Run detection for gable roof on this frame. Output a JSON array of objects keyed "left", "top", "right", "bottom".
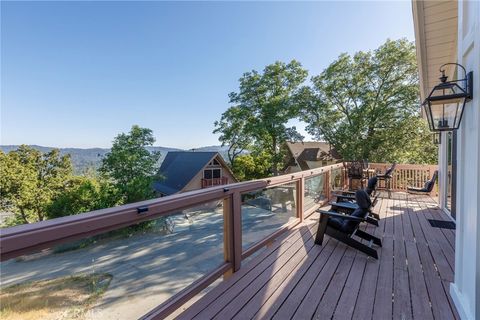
[
  {"left": 284, "top": 141, "right": 341, "bottom": 172},
  {"left": 286, "top": 141, "right": 340, "bottom": 160},
  {"left": 153, "top": 151, "right": 218, "bottom": 196}
]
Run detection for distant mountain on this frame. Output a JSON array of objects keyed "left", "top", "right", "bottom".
[
  {"left": 1, "top": 145, "right": 229, "bottom": 174},
  {"left": 186, "top": 145, "right": 230, "bottom": 158}
]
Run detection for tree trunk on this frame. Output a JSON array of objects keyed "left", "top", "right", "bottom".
[
  {"left": 19, "top": 208, "right": 29, "bottom": 224},
  {"left": 272, "top": 136, "right": 278, "bottom": 176}
]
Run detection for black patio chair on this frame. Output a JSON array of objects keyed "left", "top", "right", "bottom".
[
  {"left": 407, "top": 171, "right": 438, "bottom": 194},
  {"left": 376, "top": 162, "right": 396, "bottom": 198},
  {"left": 333, "top": 176, "right": 378, "bottom": 200},
  {"left": 363, "top": 159, "right": 369, "bottom": 170},
  {"left": 314, "top": 190, "right": 382, "bottom": 259},
  {"left": 329, "top": 195, "right": 380, "bottom": 225},
  {"left": 330, "top": 177, "right": 380, "bottom": 223}
]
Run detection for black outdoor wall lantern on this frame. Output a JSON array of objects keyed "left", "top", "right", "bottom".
[
  {"left": 423, "top": 63, "right": 473, "bottom": 132},
  {"left": 433, "top": 132, "right": 441, "bottom": 145}
]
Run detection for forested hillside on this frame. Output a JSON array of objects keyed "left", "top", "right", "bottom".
[{"left": 1, "top": 145, "right": 229, "bottom": 174}]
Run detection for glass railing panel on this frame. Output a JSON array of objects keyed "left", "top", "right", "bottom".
[
  {"left": 330, "top": 167, "right": 344, "bottom": 191},
  {"left": 0, "top": 199, "right": 226, "bottom": 320},
  {"left": 241, "top": 182, "right": 297, "bottom": 250},
  {"left": 304, "top": 174, "right": 325, "bottom": 211}
]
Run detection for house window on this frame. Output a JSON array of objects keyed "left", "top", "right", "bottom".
[
  {"left": 208, "top": 159, "right": 220, "bottom": 166},
  {"left": 204, "top": 168, "right": 221, "bottom": 179}
]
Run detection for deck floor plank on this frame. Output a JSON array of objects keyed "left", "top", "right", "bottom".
[
  {"left": 177, "top": 221, "right": 317, "bottom": 319},
  {"left": 415, "top": 200, "right": 454, "bottom": 281},
  {"left": 291, "top": 244, "right": 347, "bottom": 320},
  {"left": 331, "top": 252, "right": 368, "bottom": 320},
  {"left": 351, "top": 191, "right": 388, "bottom": 320},
  {"left": 185, "top": 222, "right": 318, "bottom": 320},
  {"left": 179, "top": 194, "right": 458, "bottom": 320},
  {"left": 312, "top": 247, "right": 356, "bottom": 319},
  {"left": 196, "top": 224, "right": 318, "bottom": 319},
  {"left": 404, "top": 198, "right": 435, "bottom": 320},
  {"left": 271, "top": 238, "right": 339, "bottom": 320},
  {"left": 372, "top": 198, "right": 394, "bottom": 320},
  {"left": 392, "top": 198, "right": 413, "bottom": 320},
  {"left": 231, "top": 236, "right": 324, "bottom": 320}
]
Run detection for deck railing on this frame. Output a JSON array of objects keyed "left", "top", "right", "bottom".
[
  {"left": 0, "top": 162, "right": 436, "bottom": 319},
  {"left": 201, "top": 176, "right": 229, "bottom": 188},
  {"left": 368, "top": 163, "right": 438, "bottom": 194}
]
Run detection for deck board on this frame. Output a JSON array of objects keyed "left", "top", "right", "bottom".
[{"left": 179, "top": 193, "right": 458, "bottom": 320}]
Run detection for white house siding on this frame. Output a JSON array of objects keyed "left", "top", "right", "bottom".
[{"left": 449, "top": 1, "right": 480, "bottom": 319}]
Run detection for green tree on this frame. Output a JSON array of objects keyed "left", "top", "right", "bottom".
[
  {"left": 47, "top": 175, "right": 119, "bottom": 219},
  {"left": 100, "top": 125, "right": 161, "bottom": 203},
  {"left": 231, "top": 152, "right": 272, "bottom": 181},
  {"left": 215, "top": 60, "right": 308, "bottom": 176},
  {"left": 299, "top": 39, "right": 436, "bottom": 164},
  {"left": 0, "top": 145, "right": 73, "bottom": 224},
  {"left": 213, "top": 106, "right": 251, "bottom": 164}
]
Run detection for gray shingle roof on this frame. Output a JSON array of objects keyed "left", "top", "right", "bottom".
[{"left": 153, "top": 152, "right": 218, "bottom": 196}]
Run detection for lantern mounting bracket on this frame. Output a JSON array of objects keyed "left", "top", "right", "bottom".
[{"left": 438, "top": 63, "right": 473, "bottom": 100}]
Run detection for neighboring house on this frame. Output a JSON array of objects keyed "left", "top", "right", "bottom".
[
  {"left": 283, "top": 141, "right": 341, "bottom": 173},
  {"left": 153, "top": 152, "right": 237, "bottom": 196},
  {"left": 412, "top": 1, "right": 479, "bottom": 318}
]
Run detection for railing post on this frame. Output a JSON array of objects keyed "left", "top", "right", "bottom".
[
  {"left": 325, "top": 170, "right": 331, "bottom": 201},
  {"left": 223, "top": 193, "right": 242, "bottom": 277},
  {"left": 296, "top": 178, "right": 305, "bottom": 222},
  {"left": 222, "top": 197, "right": 233, "bottom": 278},
  {"left": 231, "top": 192, "right": 242, "bottom": 272}
]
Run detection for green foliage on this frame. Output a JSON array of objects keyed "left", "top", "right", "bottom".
[
  {"left": 213, "top": 106, "right": 251, "bottom": 164},
  {"left": 298, "top": 39, "right": 437, "bottom": 164},
  {"left": 47, "top": 175, "right": 120, "bottom": 219},
  {"left": 215, "top": 60, "right": 308, "bottom": 175},
  {"left": 231, "top": 152, "right": 273, "bottom": 181},
  {"left": 100, "top": 125, "right": 162, "bottom": 203},
  {"left": 0, "top": 145, "right": 74, "bottom": 224}
]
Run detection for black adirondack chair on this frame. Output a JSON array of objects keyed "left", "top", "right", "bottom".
[
  {"left": 330, "top": 177, "right": 380, "bottom": 223},
  {"left": 333, "top": 176, "right": 378, "bottom": 200},
  {"left": 407, "top": 171, "right": 438, "bottom": 194},
  {"left": 314, "top": 190, "right": 382, "bottom": 259}
]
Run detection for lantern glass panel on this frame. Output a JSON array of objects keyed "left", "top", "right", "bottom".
[
  {"left": 453, "top": 99, "right": 466, "bottom": 128},
  {"left": 429, "top": 83, "right": 457, "bottom": 99},
  {"left": 428, "top": 102, "right": 456, "bottom": 130},
  {"left": 423, "top": 103, "right": 434, "bottom": 131}
]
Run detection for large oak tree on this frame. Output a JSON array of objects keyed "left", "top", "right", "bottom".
[
  {"left": 100, "top": 125, "right": 162, "bottom": 203},
  {"left": 0, "top": 145, "right": 73, "bottom": 224},
  {"left": 215, "top": 60, "right": 308, "bottom": 176},
  {"left": 298, "top": 39, "right": 436, "bottom": 164}
]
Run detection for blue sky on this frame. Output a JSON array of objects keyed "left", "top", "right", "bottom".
[{"left": 1, "top": 1, "right": 415, "bottom": 149}]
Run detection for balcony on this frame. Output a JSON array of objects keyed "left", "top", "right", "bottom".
[
  {"left": 201, "top": 177, "right": 229, "bottom": 188},
  {"left": 1, "top": 163, "right": 455, "bottom": 320}
]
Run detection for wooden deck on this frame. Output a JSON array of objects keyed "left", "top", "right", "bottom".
[{"left": 177, "top": 193, "right": 458, "bottom": 320}]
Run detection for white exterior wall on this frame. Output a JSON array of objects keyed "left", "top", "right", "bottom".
[{"left": 450, "top": 1, "right": 480, "bottom": 319}]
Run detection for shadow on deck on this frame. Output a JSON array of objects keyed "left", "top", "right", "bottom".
[{"left": 177, "top": 193, "right": 458, "bottom": 320}]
